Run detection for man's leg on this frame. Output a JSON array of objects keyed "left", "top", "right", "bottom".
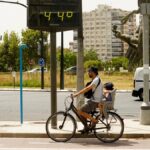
[{"left": 79, "top": 101, "right": 98, "bottom": 133}]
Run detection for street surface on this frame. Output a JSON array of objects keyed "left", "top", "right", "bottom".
[
  {"left": 0, "top": 138, "right": 149, "bottom": 149},
  {"left": 0, "top": 91, "right": 142, "bottom": 121}
]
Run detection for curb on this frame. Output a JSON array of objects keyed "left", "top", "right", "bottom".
[
  {"left": 0, "top": 88, "right": 131, "bottom": 93},
  {"left": 0, "top": 133, "right": 47, "bottom": 138},
  {"left": 0, "top": 88, "right": 76, "bottom": 92},
  {"left": 0, "top": 132, "right": 149, "bottom": 139}
]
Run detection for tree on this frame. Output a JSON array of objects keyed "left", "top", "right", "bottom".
[
  {"left": 0, "top": 32, "right": 20, "bottom": 71},
  {"left": 21, "top": 29, "right": 48, "bottom": 70},
  {"left": 0, "top": 29, "right": 49, "bottom": 72},
  {"left": 84, "top": 49, "right": 98, "bottom": 61},
  {"left": 57, "top": 48, "right": 76, "bottom": 69},
  {"left": 8, "top": 32, "right": 20, "bottom": 71}
]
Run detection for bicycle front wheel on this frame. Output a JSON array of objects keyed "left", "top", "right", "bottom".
[
  {"left": 46, "top": 111, "right": 77, "bottom": 142},
  {"left": 94, "top": 112, "right": 124, "bottom": 143}
]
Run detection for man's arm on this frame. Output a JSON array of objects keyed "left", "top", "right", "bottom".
[{"left": 73, "top": 84, "right": 95, "bottom": 97}]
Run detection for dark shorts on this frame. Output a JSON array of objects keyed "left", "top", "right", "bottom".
[{"left": 80, "top": 100, "right": 98, "bottom": 113}]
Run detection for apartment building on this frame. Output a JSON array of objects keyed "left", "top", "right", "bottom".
[{"left": 72, "top": 5, "right": 136, "bottom": 61}]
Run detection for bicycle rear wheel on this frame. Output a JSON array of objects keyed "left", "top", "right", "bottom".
[
  {"left": 94, "top": 112, "right": 124, "bottom": 143},
  {"left": 46, "top": 111, "right": 77, "bottom": 142}
]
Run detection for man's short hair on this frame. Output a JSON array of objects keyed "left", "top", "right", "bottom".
[{"left": 88, "top": 66, "right": 98, "bottom": 75}]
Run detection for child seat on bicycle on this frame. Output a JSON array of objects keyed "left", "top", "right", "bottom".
[{"left": 99, "top": 82, "right": 116, "bottom": 119}]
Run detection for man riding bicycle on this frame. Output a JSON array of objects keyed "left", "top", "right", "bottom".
[
  {"left": 73, "top": 66, "right": 103, "bottom": 133},
  {"left": 46, "top": 66, "right": 124, "bottom": 142}
]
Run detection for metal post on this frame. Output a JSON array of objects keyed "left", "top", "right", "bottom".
[
  {"left": 140, "top": 3, "right": 150, "bottom": 124},
  {"left": 13, "top": 77, "right": 15, "bottom": 89},
  {"left": 40, "top": 31, "right": 44, "bottom": 89},
  {"left": 77, "top": 0, "right": 84, "bottom": 108},
  {"left": 60, "top": 31, "right": 64, "bottom": 89},
  {"left": 19, "top": 44, "right": 27, "bottom": 124},
  {"left": 50, "top": 32, "right": 57, "bottom": 126}
]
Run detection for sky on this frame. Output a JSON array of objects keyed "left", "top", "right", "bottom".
[{"left": 0, "top": 0, "right": 138, "bottom": 47}]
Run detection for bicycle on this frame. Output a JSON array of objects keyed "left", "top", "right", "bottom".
[{"left": 46, "top": 94, "right": 124, "bottom": 143}]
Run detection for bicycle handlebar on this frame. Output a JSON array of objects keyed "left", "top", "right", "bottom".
[
  {"left": 70, "top": 94, "right": 74, "bottom": 101},
  {"left": 64, "top": 94, "right": 74, "bottom": 111}
]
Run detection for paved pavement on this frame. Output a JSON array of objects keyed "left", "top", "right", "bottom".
[
  {"left": 0, "top": 88, "right": 149, "bottom": 139},
  {"left": 0, "top": 118, "right": 150, "bottom": 139}
]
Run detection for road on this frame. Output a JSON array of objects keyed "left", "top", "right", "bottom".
[
  {"left": 0, "top": 90, "right": 142, "bottom": 121},
  {"left": 0, "top": 138, "right": 149, "bottom": 149}
]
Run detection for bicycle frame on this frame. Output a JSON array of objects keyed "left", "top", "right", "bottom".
[
  {"left": 65, "top": 96, "right": 102, "bottom": 128},
  {"left": 65, "top": 100, "right": 87, "bottom": 126}
]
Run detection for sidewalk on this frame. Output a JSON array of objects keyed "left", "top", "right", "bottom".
[{"left": 0, "top": 119, "right": 150, "bottom": 138}]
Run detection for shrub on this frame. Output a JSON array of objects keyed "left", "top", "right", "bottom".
[
  {"left": 84, "top": 60, "right": 103, "bottom": 71},
  {"left": 103, "top": 57, "right": 129, "bottom": 71}
]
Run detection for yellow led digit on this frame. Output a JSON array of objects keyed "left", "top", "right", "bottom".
[
  {"left": 44, "top": 12, "right": 51, "bottom": 21},
  {"left": 66, "top": 11, "right": 73, "bottom": 18},
  {"left": 58, "top": 12, "right": 65, "bottom": 21}
]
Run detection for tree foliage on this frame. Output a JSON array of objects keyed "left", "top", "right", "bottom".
[
  {"left": 0, "top": 29, "right": 49, "bottom": 72},
  {"left": 84, "top": 60, "right": 103, "bottom": 70},
  {"left": 21, "top": 29, "right": 48, "bottom": 70},
  {"left": 0, "top": 32, "right": 20, "bottom": 71},
  {"left": 57, "top": 48, "right": 76, "bottom": 69},
  {"left": 84, "top": 49, "right": 98, "bottom": 61}
]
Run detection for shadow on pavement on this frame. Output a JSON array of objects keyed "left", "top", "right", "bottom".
[
  {"left": 134, "top": 99, "right": 143, "bottom": 102},
  {"left": 59, "top": 138, "right": 138, "bottom": 148}
]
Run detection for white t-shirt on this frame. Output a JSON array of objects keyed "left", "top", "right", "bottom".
[{"left": 90, "top": 76, "right": 103, "bottom": 103}]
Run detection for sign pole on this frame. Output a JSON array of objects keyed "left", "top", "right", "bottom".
[
  {"left": 40, "top": 31, "right": 44, "bottom": 89},
  {"left": 19, "top": 44, "right": 27, "bottom": 124}
]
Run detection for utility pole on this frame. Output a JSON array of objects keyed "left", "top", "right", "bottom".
[
  {"left": 50, "top": 32, "right": 57, "bottom": 125},
  {"left": 77, "top": 0, "right": 84, "bottom": 108},
  {"left": 140, "top": 1, "right": 150, "bottom": 125}
]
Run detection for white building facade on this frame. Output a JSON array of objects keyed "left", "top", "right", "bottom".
[{"left": 72, "top": 5, "right": 136, "bottom": 61}]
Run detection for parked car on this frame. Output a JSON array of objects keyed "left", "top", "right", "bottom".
[
  {"left": 27, "top": 68, "right": 48, "bottom": 73},
  {"left": 132, "top": 67, "right": 150, "bottom": 101},
  {"left": 65, "top": 66, "right": 76, "bottom": 75}
]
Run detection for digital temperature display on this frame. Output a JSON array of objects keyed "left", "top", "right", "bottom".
[{"left": 27, "top": 0, "right": 81, "bottom": 31}]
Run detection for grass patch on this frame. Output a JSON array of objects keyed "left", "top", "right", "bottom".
[{"left": 0, "top": 71, "right": 134, "bottom": 90}]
